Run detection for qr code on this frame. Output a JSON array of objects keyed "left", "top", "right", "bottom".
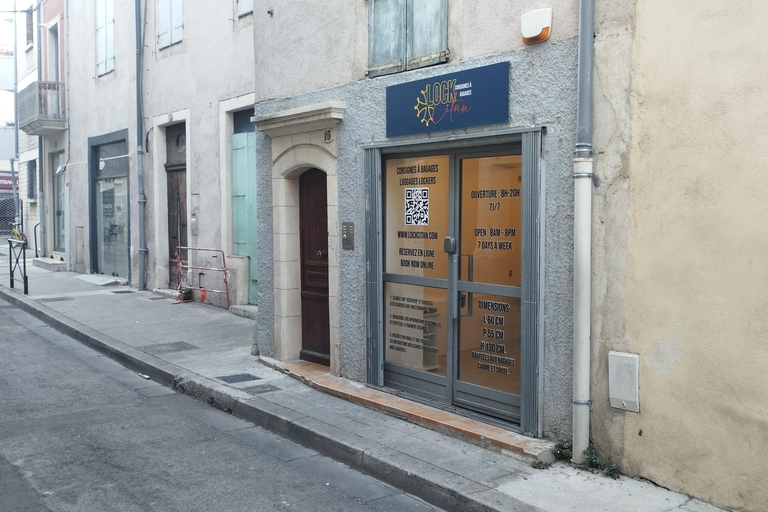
[{"left": 405, "top": 188, "right": 429, "bottom": 225}]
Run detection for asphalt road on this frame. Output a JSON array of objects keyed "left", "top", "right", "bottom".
[{"left": 0, "top": 299, "right": 443, "bottom": 512}]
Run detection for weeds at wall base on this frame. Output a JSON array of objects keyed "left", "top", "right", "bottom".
[{"left": 537, "top": 440, "right": 622, "bottom": 480}]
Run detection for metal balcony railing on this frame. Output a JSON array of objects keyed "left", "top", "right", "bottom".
[{"left": 18, "top": 81, "right": 66, "bottom": 135}]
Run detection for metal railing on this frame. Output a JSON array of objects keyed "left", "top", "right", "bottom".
[
  {"left": 17, "top": 81, "right": 66, "bottom": 131},
  {"left": 174, "top": 247, "right": 230, "bottom": 308},
  {"left": 7, "top": 238, "right": 28, "bottom": 295}
]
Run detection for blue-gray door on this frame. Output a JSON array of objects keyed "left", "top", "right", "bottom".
[{"left": 232, "top": 131, "right": 257, "bottom": 304}]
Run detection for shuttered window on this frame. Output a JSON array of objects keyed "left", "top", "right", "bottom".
[
  {"left": 237, "top": 0, "right": 254, "bottom": 17},
  {"left": 368, "top": 0, "right": 448, "bottom": 77},
  {"left": 158, "top": 0, "right": 183, "bottom": 49},
  {"left": 96, "top": 0, "right": 115, "bottom": 75},
  {"left": 27, "top": 161, "right": 36, "bottom": 200}
]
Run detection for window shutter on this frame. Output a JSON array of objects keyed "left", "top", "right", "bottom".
[
  {"left": 237, "top": 0, "right": 253, "bottom": 17},
  {"left": 407, "top": 0, "right": 448, "bottom": 70},
  {"left": 171, "top": 0, "right": 183, "bottom": 44},
  {"left": 368, "top": 0, "right": 406, "bottom": 77},
  {"left": 158, "top": 0, "right": 171, "bottom": 48},
  {"left": 96, "top": 0, "right": 107, "bottom": 75},
  {"left": 105, "top": 0, "right": 115, "bottom": 72}
]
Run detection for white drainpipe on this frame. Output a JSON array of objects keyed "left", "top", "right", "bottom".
[{"left": 572, "top": 0, "right": 595, "bottom": 464}]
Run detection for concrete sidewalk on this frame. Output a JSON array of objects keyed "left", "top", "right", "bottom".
[{"left": 0, "top": 263, "right": 725, "bottom": 512}]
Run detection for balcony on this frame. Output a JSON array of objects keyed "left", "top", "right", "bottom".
[{"left": 18, "top": 81, "right": 67, "bottom": 136}]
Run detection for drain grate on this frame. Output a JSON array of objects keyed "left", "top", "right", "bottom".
[
  {"left": 112, "top": 290, "right": 135, "bottom": 294},
  {"left": 148, "top": 296, "right": 169, "bottom": 300},
  {"left": 37, "top": 296, "right": 74, "bottom": 302},
  {"left": 142, "top": 341, "right": 199, "bottom": 355},
  {"left": 217, "top": 373, "right": 261, "bottom": 384},
  {"left": 243, "top": 384, "right": 279, "bottom": 395}
]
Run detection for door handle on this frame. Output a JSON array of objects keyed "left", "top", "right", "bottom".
[{"left": 316, "top": 249, "right": 327, "bottom": 259}]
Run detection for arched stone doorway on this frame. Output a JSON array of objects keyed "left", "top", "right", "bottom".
[{"left": 255, "top": 102, "right": 344, "bottom": 374}]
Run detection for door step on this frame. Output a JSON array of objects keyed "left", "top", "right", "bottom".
[
  {"left": 262, "top": 358, "right": 554, "bottom": 462},
  {"left": 32, "top": 258, "right": 66, "bottom": 272}
]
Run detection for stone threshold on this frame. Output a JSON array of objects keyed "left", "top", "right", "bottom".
[{"left": 262, "top": 358, "right": 554, "bottom": 462}]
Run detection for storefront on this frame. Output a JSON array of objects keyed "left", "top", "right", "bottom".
[
  {"left": 363, "top": 64, "right": 542, "bottom": 432},
  {"left": 255, "top": 53, "right": 575, "bottom": 439}
]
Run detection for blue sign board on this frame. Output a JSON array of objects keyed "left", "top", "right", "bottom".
[{"left": 386, "top": 62, "right": 510, "bottom": 138}]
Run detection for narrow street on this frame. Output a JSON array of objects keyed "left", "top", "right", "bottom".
[{"left": 0, "top": 298, "right": 442, "bottom": 512}]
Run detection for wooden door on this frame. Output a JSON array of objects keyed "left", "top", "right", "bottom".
[
  {"left": 167, "top": 167, "right": 187, "bottom": 288},
  {"left": 299, "top": 169, "right": 330, "bottom": 365}
]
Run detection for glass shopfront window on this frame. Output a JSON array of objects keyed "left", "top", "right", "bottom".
[{"left": 384, "top": 156, "right": 449, "bottom": 280}]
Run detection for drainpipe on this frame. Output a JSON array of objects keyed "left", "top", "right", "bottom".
[
  {"left": 572, "top": 0, "right": 595, "bottom": 465},
  {"left": 10, "top": 0, "right": 19, "bottom": 223},
  {"left": 36, "top": 0, "right": 45, "bottom": 258},
  {"left": 135, "top": 0, "right": 147, "bottom": 289}
]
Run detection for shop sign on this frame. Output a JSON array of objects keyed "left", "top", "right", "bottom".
[
  {"left": 386, "top": 62, "right": 510, "bottom": 138},
  {"left": 0, "top": 173, "right": 19, "bottom": 190}
]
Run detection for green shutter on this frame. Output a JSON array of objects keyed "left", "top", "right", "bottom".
[
  {"left": 232, "top": 132, "right": 258, "bottom": 305},
  {"left": 407, "top": 0, "right": 448, "bottom": 70},
  {"left": 368, "top": 0, "right": 406, "bottom": 77}
]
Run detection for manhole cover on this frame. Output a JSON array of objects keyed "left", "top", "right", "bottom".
[
  {"left": 37, "top": 296, "right": 74, "bottom": 302},
  {"left": 217, "top": 373, "right": 261, "bottom": 384},
  {"left": 243, "top": 384, "right": 279, "bottom": 395},
  {"left": 112, "top": 290, "right": 134, "bottom": 294},
  {"left": 142, "top": 341, "right": 199, "bottom": 355}
]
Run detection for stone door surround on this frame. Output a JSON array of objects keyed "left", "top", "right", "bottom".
[{"left": 255, "top": 102, "right": 345, "bottom": 373}]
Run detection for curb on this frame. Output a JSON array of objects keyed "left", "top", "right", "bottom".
[{"left": 0, "top": 285, "right": 540, "bottom": 512}]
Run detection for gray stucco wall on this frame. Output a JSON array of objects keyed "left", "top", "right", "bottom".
[{"left": 255, "top": 38, "right": 577, "bottom": 439}]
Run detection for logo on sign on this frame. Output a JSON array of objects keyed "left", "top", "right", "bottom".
[{"left": 413, "top": 80, "right": 472, "bottom": 127}]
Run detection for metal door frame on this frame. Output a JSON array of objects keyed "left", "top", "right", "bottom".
[
  {"left": 364, "top": 127, "right": 542, "bottom": 435},
  {"left": 88, "top": 129, "right": 130, "bottom": 280}
]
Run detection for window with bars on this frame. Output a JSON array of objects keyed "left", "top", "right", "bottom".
[{"left": 368, "top": 0, "right": 448, "bottom": 77}]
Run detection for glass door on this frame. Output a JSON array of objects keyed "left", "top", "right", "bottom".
[
  {"left": 53, "top": 153, "right": 65, "bottom": 252},
  {"left": 378, "top": 139, "right": 538, "bottom": 428},
  {"left": 96, "top": 177, "right": 129, "bottom": 277},
  {"left": 383, "top": 155, "right": 451, "bottom": 402},
  {"left": 454, "top": 155, "right": 523, "bottom": 422}
]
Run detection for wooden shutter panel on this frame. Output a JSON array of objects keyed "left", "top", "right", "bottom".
[
  {"left": 407, "top": 0, "right": 448, "bottom": 70},
  {"left": 368, "top": 0, "right": 405, "bottom": 77},
  {"left": 237, "top": 0, "right": 254, "bottom": 16},
  {"left": 158, "top": 0, "right": 171, "bottom": 48},
  {"left": 171, "top": 0, "right": 183, "bottom": 44},
  {"left": 105, "top": 0, "right": 115, "bottom": 72},
  {"left": 96, "top": 0, "right": 107, "bottom": 75}
]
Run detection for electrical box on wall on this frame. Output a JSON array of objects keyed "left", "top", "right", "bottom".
[
  {"left": 342, "top": 222, "right": 354, "bottom": 250},
  {"left": 608, "top": 351, "right": 640, "bottom": 412}
]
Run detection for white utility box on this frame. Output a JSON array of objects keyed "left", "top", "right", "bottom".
[{"left": 608, "top": 351, "right": 640, "bottom": 412}]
